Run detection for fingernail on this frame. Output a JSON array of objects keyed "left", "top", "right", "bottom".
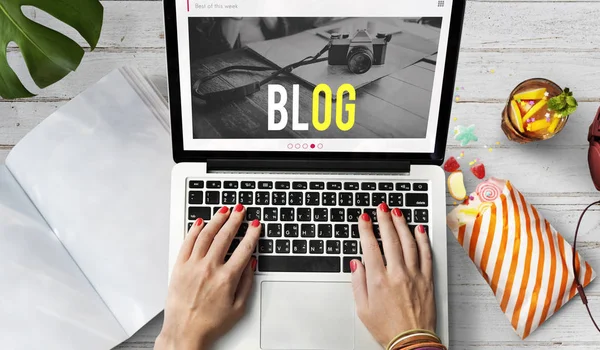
[
  {"left": 234, "top": 203, "right": 244, "bottom": 212},
  {"left": 378, "top": 202, "right": 389, "bottom": 212},
  {"left": 195, "top": 218, "right": 203, "bottom": 226},
  {"left": 418, "top": 225, "right": 426, "bottom": 234},
  {"left": 392, "top": 208, "right": 402, "bottom": 217},
  {"left": 350, "top": 260, "right": 358, "bottom": 273},
  {"left": 361, "top": 213, "right": 371, "bottom": 222},
  {"left": 218, "top": 206, "right": 228, "bottom": 214},
  {"left": 251, "top": 258, "right": 257, "bottom": 271},
  {"left": 251, "top": 219, "right": 260, "bottom": 227}
]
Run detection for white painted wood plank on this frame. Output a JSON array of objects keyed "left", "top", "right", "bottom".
[{"left": 0, "top": 148, "right": 9, "bottom": 163}]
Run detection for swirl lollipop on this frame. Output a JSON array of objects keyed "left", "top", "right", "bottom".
[{"left": 476, "top": 181, "right": 501, "bottom": 202}]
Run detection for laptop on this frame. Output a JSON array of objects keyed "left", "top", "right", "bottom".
[{"left": 164, "top": 0, "right": 465, "bottom": 349}]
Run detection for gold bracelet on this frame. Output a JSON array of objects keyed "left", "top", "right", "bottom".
[
  {"left": 401, "top": 341, "right": 447, "bottom": 350},
  {"left": 389, "top": 333, "right": 441, "bottom": 350},
  {"left": 386, "top": 329, "right": 441, "bottom": 350}
]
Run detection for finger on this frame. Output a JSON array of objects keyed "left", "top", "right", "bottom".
[
  {"left": 415, "top": 224, "right": 434, "bottom": 279},
  {"left": 350, "top": 259, "right": 368, "bottom": 312},
  {"left": 192, "top": 205, "right": 231, "bottom": 258},
  {"left": 233, "top": 257, "right": 256, "bottom": 310},
  {"left": 227, "top": 219, "right": 261, "bottom": 280},
  {"left": 391, "top": 207, "right": 420, "bottom": 273},
  {"left": 358, "top": 212, "right": 385, "bottom": 274},
  {"left": 376, "top": 203, "right": 405, "bottom": 271},
  {"left": 177, "top": 218, "right": 205, "bottom": 263},
  {"left": 206, "top": 203, "right": 246, "bottom": 261}
]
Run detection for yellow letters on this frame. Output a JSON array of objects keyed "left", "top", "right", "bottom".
[
  {"left": 312, "top": 84, "right": 332, "bottom": 131},
  {"left": 336, "top": 84, "right": 355, "bottom": 131}
]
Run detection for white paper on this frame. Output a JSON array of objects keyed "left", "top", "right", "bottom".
[
  {"left": 6, "top": 68, "right": 175, "bottom": 336},
  {"left": 0, "top": 166, "right": 128, "bottom": 350}
]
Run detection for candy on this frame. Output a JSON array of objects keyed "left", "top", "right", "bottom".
[
  {"left": 443, "top": 156, "right": 461, "bottom": 172},
  {"left": 448, "top": 171, "right": 467, "bottom": 201},
  {"left": 476, "top": 181, "right": 501, "bottom": 202},
  {"left": 454, "top": 125, "right": 478, "bottom": 146},
  {"left": 471, "top": 163, "right": 486, "bottom": 179}
]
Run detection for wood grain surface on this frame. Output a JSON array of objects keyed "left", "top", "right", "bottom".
[{"left": 1, "top": 1, "right": 599, "bottom": 349}]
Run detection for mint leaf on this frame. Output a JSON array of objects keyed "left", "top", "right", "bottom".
[
  {"left": 567, "top": 96, "right": 578, "bottom": 107},
  {"left": 546, "top": 87, "right": 578, "bottom": 117},
  {"left": 565, "top": 105, "right": 578, "bottom": 116}
]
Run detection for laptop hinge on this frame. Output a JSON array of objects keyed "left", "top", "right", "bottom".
[{"left": 207, "top": 158, "right": 411, "bottom": 173}]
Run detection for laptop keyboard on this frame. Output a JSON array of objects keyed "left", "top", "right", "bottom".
[{"left": 186, "top": 179, "right": 430, "bottom": 273}]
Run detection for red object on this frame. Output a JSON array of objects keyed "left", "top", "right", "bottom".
[
  {"left": 349, "top": 260, "right": 358, "bottom": 273},
  {"left": 195, "top": 218, "right": 203, "bottom": 226},
  {"left": 251, "top": 258, "right": 257, "bottom": 271},
  {"left": 471, "top": 163, "right": 486, "bottom": 179},
  {"left": 588, "top": 106, "right": 600, "bottom": 190},
  {"left": 443, "top": 156, "right": 460, "bottom": 172},
  {"left": 234, "top": 203, "right": 244, "bottom": 212},
  {"left": 392, "top": 208, "right": 402, "bottom": 217},
  {"left": 218, "top": 206, "right": 228, "bottom": 214},
  {"left": 378, "top": 202, "right": 389, "bottom": 212},
  {"left": 251, "top": 219, "right": 260, "bottom": 227},
  {"left": 361, "top": 213, "right": 371, "bottom": 222}
]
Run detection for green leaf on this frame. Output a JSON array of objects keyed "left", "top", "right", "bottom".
[
  {"left": 566, "top": 95, "right": 578, "bottom": 107},
  {"left": 564, "top": 105, "right": 578, "bottom": 116},
  {"left": 548, "top": 96, "right": 566, "bottom": 111},
  {"left": 0, "top": 0, "right": 104, "bottom": 99}
]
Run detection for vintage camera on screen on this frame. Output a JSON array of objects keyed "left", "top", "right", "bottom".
[{"left": 328, "top": 30, "right": 392, "bottom": 74}]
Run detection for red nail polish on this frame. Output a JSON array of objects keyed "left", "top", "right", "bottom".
[
  {"left": 251, "top": 219, "right": 260, "bottom": 227},
  {"left": 195, "top": 218, "right": 203, "bottom": 226},
  {"left": 378, "top": 202, "right": 389, "bottom": 212},
  {"left": 418, "top": 225, "right": 426, "bottom": 234},
  {"left": 392, "top": 208, "right": 402, "bottom": 217},
  {"left": 350, "top": 260, "right": 358, "bottom": 273},
  {"left": 218, "top": 206, "right": 228, "bottom": 214},
  {"left": 361, "top": 213, "right": 371, "bottom": 222},
  {"left": 234, "top": 203, "right": 244, "bottom": 212},
  {"left": 251, "top": 258, "right": 257, "bottom": 271}
]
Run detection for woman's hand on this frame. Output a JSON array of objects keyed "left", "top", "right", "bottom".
[
  {"left": 351, "top": 202, "right": 436, "bottom": 348},
  {"left": 155, "top": 204, "right": 260, "bottom": 350}
]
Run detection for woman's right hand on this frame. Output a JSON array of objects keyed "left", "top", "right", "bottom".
[{"left": 350, "top": 202, "right": 437, "bottom": 348}]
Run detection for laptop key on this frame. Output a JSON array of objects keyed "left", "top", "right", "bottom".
[
  {"left": 289, "top": 192, "right": 303, "bottom": 205},
  {"left": 379, "top": 182, "right": 394, "bottom": 191},
  {"left": 206, "top": 191, "right": 220, "bottom": 204},
  {"left": 222, "top": 191, "right": 236, "bottom": 204},
  {"left": 371, "top": 193, "right": 386, "bottom": 206},
  {"left": 310, "top": 182, "right": 325, "bottom": 190},
  {"left": 258, "top": 181, "right": 273, "bottom": 189},
  {"left": 228, "top": 239, "right": 240, "bottom": 254},
  {"left": 305, "top": 192, "right": 320, "bottom": 206},
  {"left": 258, "top": 256, "right": 340, "bottom": 272},
  {"left": 207, "top": 181, "right": 221, "bottom": 189},
  {"left": 409, "top": 225, "right": 428, "bottom": 235},
  {"left": 246, "top": 207, "right": 261, "bottom": 221},
  {"left": 327, "top": 182, "right": 342, "bottom": 190},
  {"left": 239, "top": 191, "right": 253, "bottom": 205},
  {"left": 361, "top": 182, "right": 376, "bottom": 190},
  {"left": 188, "top": 207, "right": 211, "bottom": 221},
  {"left": 406, "top": 193, "right": 428, "bottom": 207},
  {"left": 280, "top": 208, "right": 294, "bottom": 221},
  {"left": 339, "top": 193, "right": 353, "bottom": 206},
  {"left": 347, "top": 208, "right": 361, "bottom": 222},
  {"left": 275, "top": 181, "right": 290, "bottom": 190},
  {"left": 255, "top": 192, "right": 270, "bottom": 205},
  {"left": 344, "top": 182, "right": 359, "bottom": 190},
  {"left": 309, "top": 240, "right": 324, "bottom": 254},
  {"left": 188, "top": 191, "right": 203, "bottom": 204},
  {"left": 373, "top": 224, "right": 380, "bottom": 238},
  {"left": 330, "top": 208, "right": 345, "bottom": 222},
  {"left": 343, "top": 240, "right": 358, "bottom": 254},
  {"left": 326, "top": 240, "right": 341, "bottom": 254},
  {"left": 292, "top": 240, "right": 307, "bottom": 254},
  {"left": 224, "top": 181, "right": 238, "bottom": 189},
  {"left": 365, "top": 208, "right": 378, "bottom": 222},
  {"left": 334, "top": 224, "right": 349, "bottom": 238},
  {"left": 402, "top": 209, "right": 412, "bottom": 223},
  {"left": 241, "top": 181, "right": 255, "bottom": 189},
  {"left": 267, "top": 224, "right": 282, "bottom": 237},
  {"left": 297, "top": 208, "right": 311, "bottom": 221},
  {"left": 292, "top": 181, "right": 308, "bottom": 190},
  {"left": 343, "top": 257, "right": 362, "bottom": 273},
  {"left": 188, "top": 222, "right": 194, "bottom": 231},
  {"left": 389, "top": 193, "right": 403, "bottom": 207},
  {"left": 263, "top": 208, "right": 278, "bottom": 221},
  {"left": 259, "top": 239, "right": 273, "bottom": 253},
  {"left": 284, "top": 224, "right": 299, "bottom": 238},
  {"left": 351, "top": 224, "right": 359, "bottom": 238},
  {"left": 236, "top": 223, "right": 249, "bottom": 237},
  {"left": 318, "top": 224, "right": 332, "bottom": 238},
  {"left": 275, "top": 240, "right": 290, "bottom": 254},
  {"left": 314, "top": 208, "right": 328, "bottom": 222},
  {"left": 272, "top": 192, "right": 286, "bottom": 205},
  {"left": 300, "top": 224, "right": 316, "bottom": 237},
  {"left": 414, "top": 183, "right": 428, "bottom": 191},
  {"left": 414, "top": 209, "right": 429, "bottom": 223},
  {"left": 322, "top": 192, "right": 336, "bottom": 206},
  {"left": 396, "top": 183, "right": 411, "bottom": 191},
  {"left": 189, "top": 180, "right": 204, "bottom": 189},
  {"left": 355, "top": 193, "right": 369, "bottom": 206}
]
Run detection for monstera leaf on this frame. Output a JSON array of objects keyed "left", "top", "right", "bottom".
[{"left": 0, "top": 0, "right": 103, "bottom": 99}]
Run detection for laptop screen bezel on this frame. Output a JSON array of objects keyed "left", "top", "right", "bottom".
[{"left": 163, "top": 0, "right": 466, "bottom": 166}]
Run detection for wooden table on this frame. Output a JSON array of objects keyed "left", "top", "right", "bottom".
[{"left": 2, "top": 1, "right": 600, "bottom": 349}]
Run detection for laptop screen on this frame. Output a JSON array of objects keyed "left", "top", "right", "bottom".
[{"left": 174, "top": 0, "right": 455, "bottom": 154}]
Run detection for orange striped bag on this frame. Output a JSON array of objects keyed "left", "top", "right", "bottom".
[{"left": 447, "top": 178, "right": 596, "bottom": 338}]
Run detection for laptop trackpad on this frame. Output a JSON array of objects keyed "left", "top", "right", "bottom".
[{"left": 260, "top": 282, "right": 355, "bottom": 350}]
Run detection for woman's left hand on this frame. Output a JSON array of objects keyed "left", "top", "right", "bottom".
[{"left": 155, "top": 204, "right": 261, "bottom": 350}]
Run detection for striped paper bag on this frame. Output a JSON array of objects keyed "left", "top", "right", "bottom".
[{"left": 447, "top": 178, "right": 596, "bottom": 338}]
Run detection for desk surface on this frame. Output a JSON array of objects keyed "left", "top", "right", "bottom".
[{"left": 2, "top": 1, "right": 600, "bottom": 349}]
